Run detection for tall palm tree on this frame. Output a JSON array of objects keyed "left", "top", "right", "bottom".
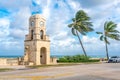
[
  {"left": 68, "top": 10, "right": 94, "bottom": 57},
  {"left": 97, "top": 21, "right": 120, "bottom": 60}
]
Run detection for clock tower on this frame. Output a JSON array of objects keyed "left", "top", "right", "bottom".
[{"left": 24, "top": 14, "right": 50, "bottom": 65}]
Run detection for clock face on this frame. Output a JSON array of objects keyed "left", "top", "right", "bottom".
[
  {"left": 40, "top": 21, "right": 44, "bottom": 27},
  {"left": 31, "top": 21, "right": 34, "bottom": 27}
]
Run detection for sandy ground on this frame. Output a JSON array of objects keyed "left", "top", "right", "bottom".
[{"left": 0, "top": 63, "right": 120, "bottom": 80}]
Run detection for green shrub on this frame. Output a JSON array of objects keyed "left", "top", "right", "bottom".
[
  {"left": 57, "top": 54, "right": 95, "bottom": 63},
  {"left": 58, "top": 55, "right": 89, "bottom": 62}
]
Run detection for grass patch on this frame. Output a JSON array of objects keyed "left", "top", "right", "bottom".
[{"left": 0, "top": 68, "right": 14, "bottom": 72}]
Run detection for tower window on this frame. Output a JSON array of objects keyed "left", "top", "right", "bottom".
[
  {"left": 31, "top": 30, "right": 34, "bottom": 40},
  {"left": 31, "top": 21, "right": 34, "bottom": 27},
  {"left": 40, "top": 21, "right": 44, "bottom": 27},
  {"left": 40, "top": 30, "right": 44, "bottom": 39}
]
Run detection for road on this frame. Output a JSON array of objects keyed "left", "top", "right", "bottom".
[{"left": 0, "top": 63, "right": 120, "bottom": 80}]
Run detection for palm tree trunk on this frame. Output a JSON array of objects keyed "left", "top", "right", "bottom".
[
  {"left": 76, "top": 31, "right": 87, "bottom": 57},
  {"left": 105, "top": 42, "right": 109, "bottom": 60}
]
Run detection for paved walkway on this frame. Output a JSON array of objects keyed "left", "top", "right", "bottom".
[
  {"left": 0, "top": 65, "right": 25, "bottom": 69},
  {"left": 0, "top": 63, "right": 120, "bottom": 80}
]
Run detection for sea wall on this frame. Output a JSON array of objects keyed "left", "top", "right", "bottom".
[{"left": 0, "top": 58, "right": 18, "bottom": 66}]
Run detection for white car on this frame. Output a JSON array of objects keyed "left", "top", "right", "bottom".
[{"left": 108, "top": 56, "right": 120, "bottom": 63}]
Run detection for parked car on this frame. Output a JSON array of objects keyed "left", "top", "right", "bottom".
[{"left": 108, "top": 56, "right": 120, "bottom": 63}]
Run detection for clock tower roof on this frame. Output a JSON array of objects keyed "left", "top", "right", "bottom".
[{"left": 30, "top": 14, "right": 46, "bottom": 20}]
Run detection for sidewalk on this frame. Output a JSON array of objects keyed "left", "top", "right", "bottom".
[{"left": 0, "top": 65, "right": 25, "bottom": 69}]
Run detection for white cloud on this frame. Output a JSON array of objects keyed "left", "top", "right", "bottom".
[
  {"left": 9, "top": 29, "right": 27, "bottom": 39},
  {"left": 33, "top": 0, "right": 41, "bottom": 5},
  {"left": 0, "top": 18, "right": 24, "bottom": 50},
  {"left": 0, "top": 5, "right": 31, "bottom": 50},
  {"left": 42, "top": 0, "right": 51, "bottom": 19},
  {"left": 10, "top": 7, "right": 31, "bottom": 29},
  {"left": 82, "top": 36, "right": 104, "bottom": 52},
  {"left": 0, "top": 0, "right": 120, "bottom": 56},
  {"left": 9, "top": 7, "right": 31, "bottom": 39},
  {"left": 1, "top": 39, "right": 22, "bottom": 49},
  {"left": 117, "top": 23, "right": 120, "bottom": 30},
  {"left": 0, "top": 18, "right": 10, "bottom": 37},
  {"left": 0, "top": 0, "right": 32, "bottom": 11},
  {"left": 82, "top": 36, "right": 98, "bottom": 44},
  {"left": 67, "top": 0, "right": 81, "bottom": 12}
]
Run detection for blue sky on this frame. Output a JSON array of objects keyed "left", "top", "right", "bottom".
[{"left": 0, "top": 0, "right": 120, "bottom": 57}]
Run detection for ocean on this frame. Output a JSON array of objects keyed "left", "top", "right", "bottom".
[
  {"left": 0, "top": 55, "right": 107, "bottom": 58},
  {"left": 0, "top": 55, "right": 23, "bottom": 58}
]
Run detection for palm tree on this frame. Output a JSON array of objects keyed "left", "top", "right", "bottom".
[
  {"left": 96, "top": 21, "right": 120, "bottom": 60},
  {"left": 68, "top": 10, "right": 94, "bottom": 57}
]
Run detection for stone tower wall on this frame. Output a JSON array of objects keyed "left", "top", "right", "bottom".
[{"left": 24, "top": 14, "right": 50, "bottom": 65}]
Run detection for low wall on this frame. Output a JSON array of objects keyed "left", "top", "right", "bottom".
[
  {"left": 50, "top": 57, "right": 57, "bottom": 64},
  {"left": 0, "top": 58, "right": 7, "bottom": 65},
  {"left": 0, "top": 58, "right": 18, "bottom": 66}
]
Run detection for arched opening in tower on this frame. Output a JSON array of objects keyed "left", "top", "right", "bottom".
[
  {"left": 40, "top": 30, "right": 44, "bottom": 40},
  {"left": 40, "top": 47, "right": 46, "bottom": 64},
  {"left": 31, "top": 30, "right": 34, "bottom": 40}
]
